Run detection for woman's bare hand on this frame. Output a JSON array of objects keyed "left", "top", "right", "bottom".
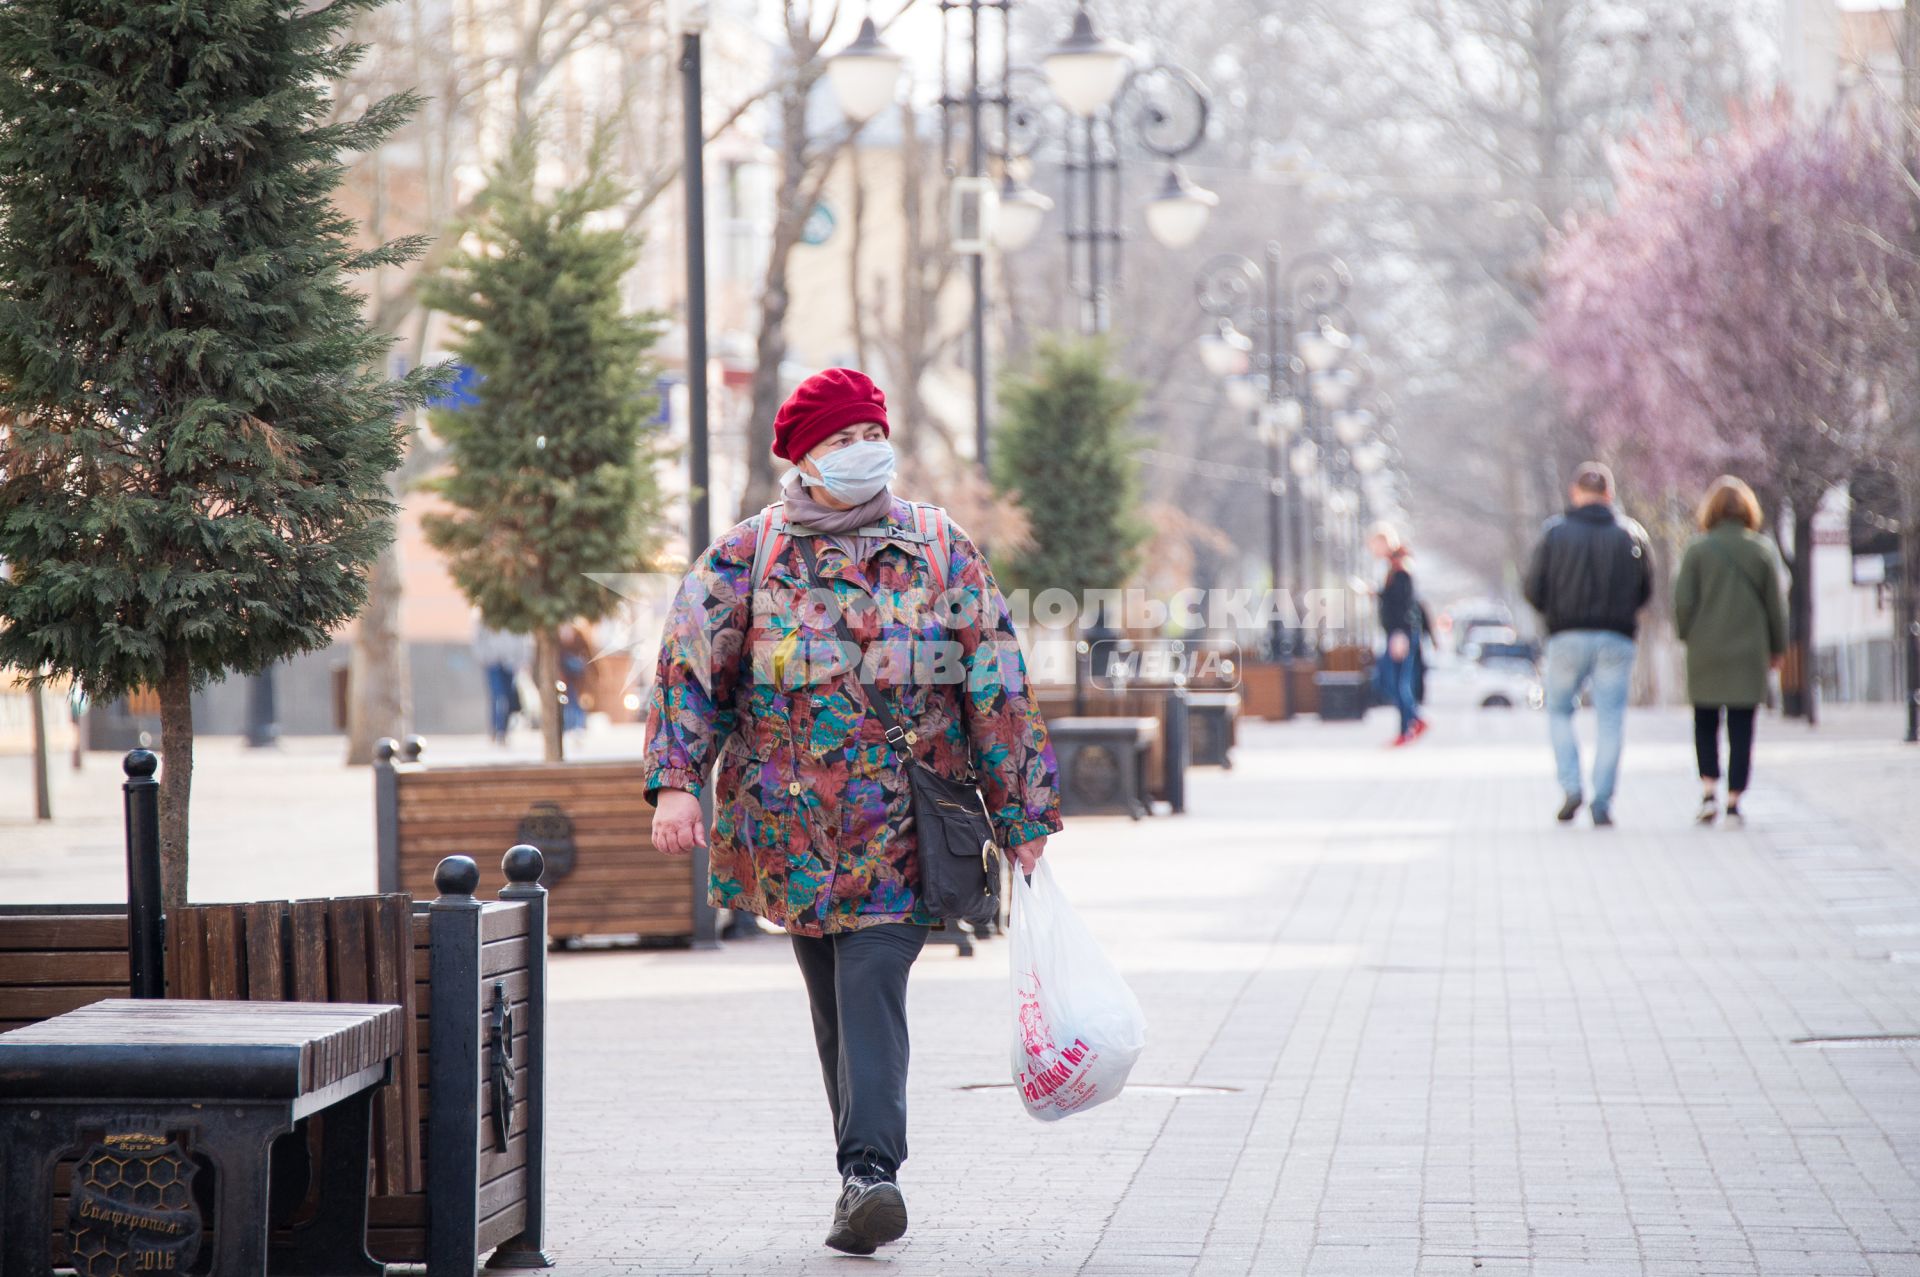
[{"left": 652, "top": 788, "right": 707, "bottom": 857}]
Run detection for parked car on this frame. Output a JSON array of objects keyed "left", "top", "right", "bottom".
[{"left": 1422, "top": 647, "right": 1543, "bottom": 711}]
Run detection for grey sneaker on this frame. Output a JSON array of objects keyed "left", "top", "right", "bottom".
[{"left": 825, "top": 1166, "right": 908, "bottom": 1255}]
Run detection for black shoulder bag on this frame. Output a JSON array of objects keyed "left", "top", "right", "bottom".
[{"left": 796, "top": 536, "right": 1002, "bottom": 925}]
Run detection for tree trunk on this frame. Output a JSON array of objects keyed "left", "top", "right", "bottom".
[
  {"left": 156, "top": 657, "right": 194, "bottom": 910},
  {"left": 744, "top": 264, "right": 792, "bottom": 515},
  {"left": 535, "top": 626, "right": 564, "bottom": 763},
  {"left": 742, "top": 64, "right": 831, "bottom": 518},
  {"left": 345, "top": 531, "right": 410, "bottom": 765},
  {"left": 28, "top": 678, "right": 50, "bottom": 821},
  {"left": 1782, "top": 502, "right": 1817, "bottom": 723}
]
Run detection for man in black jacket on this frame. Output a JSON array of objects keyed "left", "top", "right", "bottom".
[{"left": 1523, "top": 463, "right": 1653, "bottom": 827}]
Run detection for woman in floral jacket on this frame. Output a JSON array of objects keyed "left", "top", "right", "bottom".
[{"left": 644, "top": 367, "right": 1062, "bottom": 1256}]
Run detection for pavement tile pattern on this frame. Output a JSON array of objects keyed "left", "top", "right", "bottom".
[
  {"left": 4, "top": 707, "right": 1917, "bottom": 1274},
  {"left": 532, "top": 711, "right": 1920, "bottom": 1275}
]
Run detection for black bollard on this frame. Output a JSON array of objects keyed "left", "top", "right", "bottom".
[
  {"left": 489, "top": 846, "right": 556, "bottom": 1269},
  {"left": 122, "top": 749, "right": 164, "bottom": 998},
  {"left": 428, "top": 855, "right": 485, "bottom": 1276},
  {"left": 1162, "top": 684, "right": 1190, "bottom": 816}
]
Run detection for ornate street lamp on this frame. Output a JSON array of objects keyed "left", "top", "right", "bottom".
[
  {"left": 1143, "top": 164, "right": 1219, "bottom": 250},
  {"left": 1197, "top": 320, "right": 1253, "bottom": 378},
  {"left": 1042, "top": 3, "right": 1134, "bottom": 117},
  {"left": 994, "top": 176, "right": 1054, "bottom": 252},
  {"left": 827, "top": 16, "right": 905, "bottom": 124},
  {"left": 828, "top": 3, "right": 1216, "bottom": 463},
  {"left": 1061, "top": 61, "right": 1214, "bottom": 332},
  {"left": 1195, "top": 247, "right": 1352, "bottom": 659}
]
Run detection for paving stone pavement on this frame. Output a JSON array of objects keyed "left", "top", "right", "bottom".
[
  {"left": 3, "top": 705, "right": 1917, "bottom": 1275},
  {"left": 536, "top": 708, "right": 1920, "bottom": 1276}
]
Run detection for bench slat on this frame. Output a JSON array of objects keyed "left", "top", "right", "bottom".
[
  {"left": 245, "top": 901, "right": 288, "bottom": 1000},
  {"left": 290, "top": 898, "right": 331, "bottom": 1001},
  {"left": 0, "top": 951, "right": 128, "bottom": 984},
  {"left": 0, "top": 1000, "right": 402, "bottom": 1098},
  {"left": 0, "top": 916, "right": 126, "bottom": 950}
]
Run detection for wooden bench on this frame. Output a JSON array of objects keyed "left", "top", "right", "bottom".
[
  {"left": 1046, "top": 716, "right": 1157, "bottom": 818},
  {"left": 0, "top": 907, "right": 129, "bottom": 1036},
  {"left": 0, "top": 999, "right": 403, "bottom": 1276},
  {"left": 167, "top": 857, "right": 551, "bottom": 1271},
  {"left": 0, "top": 865, "right": 551, "bottom": 1274},
  {"left": 375, "top": 737, "right": 714, "bottom": 946},
  {"left": 1035, "top": 687, "right": 1192, "bottom": 812}
]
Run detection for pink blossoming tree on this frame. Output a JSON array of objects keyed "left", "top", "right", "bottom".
[{"left": 1536, "top": 95, "right": 1920, "bottom": 717}]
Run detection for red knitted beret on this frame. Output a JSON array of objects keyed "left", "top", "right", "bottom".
[{"left": 772, "top": 368, "right": 889, "bottom": 462}]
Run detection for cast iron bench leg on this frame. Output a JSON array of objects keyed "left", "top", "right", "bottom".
[
  {"left": 209, "top": 1109, "right": 293, "bottom": 1277},
  {"left": 0, "top": 1109, "right": 62, "bottom": 1277},
  {"left": 271, "top": 1089, "right": 383, "bottom": 1276}
]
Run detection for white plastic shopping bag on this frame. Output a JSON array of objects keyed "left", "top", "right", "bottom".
[{"left": 1008, "top": 860, "right": 1147, "bottom": 1121}]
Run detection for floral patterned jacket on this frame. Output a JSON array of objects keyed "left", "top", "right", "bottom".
[{"left": 643, "top": 497, "right": 1062, "bottom": 936}]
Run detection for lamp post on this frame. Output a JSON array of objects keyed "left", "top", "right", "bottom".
[
  {"left": 1055, "top": 60, "right": 1214, "bottom": 334},
  {"left": 1297, "top": 301, "right": 1363, "bottom": 649},
  {"left": 829, "top": 1, "right": 1215, "bottom": 466},
  {"left": 1195, "top": 248, "right": 1351, "bottom": 658},
  {"left": 677, "top": 0, "right": 712, "bottom": 557}
]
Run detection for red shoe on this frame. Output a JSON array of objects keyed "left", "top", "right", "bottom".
[
  {"left": 1388, "top": 732, "right": 1412, "bottom": 748},
  {"left": 1409, "top": 719, "right": 1430, "bottom": 741}
]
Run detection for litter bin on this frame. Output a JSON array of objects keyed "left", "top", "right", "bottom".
[{"left": 1314, "top": 671, "right": 1368, "bottom": 722}]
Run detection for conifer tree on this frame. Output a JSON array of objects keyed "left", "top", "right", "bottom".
[
  {"left": 994, "top": 337, "right": 1148, "bottom": 606},
  {"left": 421, "top": 141, "right": 665, "bottom": 762},
  {"left": 0, "top": 0, "right": 436, "bottom": 907}
]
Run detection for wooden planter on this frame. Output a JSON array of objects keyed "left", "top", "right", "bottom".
[
  {"left": 0, "top": 851, "right": 551, "bottom": 1274},
  {"left": 375, "top": 738, "right": 713, "bottom": 946},
  {"left": 1237, "top": 662, "right": 1288, "bottom": 721}
]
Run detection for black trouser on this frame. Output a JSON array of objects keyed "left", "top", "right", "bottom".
[
  {"left": 790, "top": 923, "right": 928, "bottom": 1180},
  {"left": 1694, "top": 705, "right": 1757, "bottom": 793}
]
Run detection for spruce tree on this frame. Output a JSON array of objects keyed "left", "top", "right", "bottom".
[
  {"left": 421, "top": 141, "right": 665, "bottom": 763},
  {"left": 994, "top": 336, "right": 1148, "bottom": 606},
  {"left": 0, "top": 0, "right": 435, "bottom": 907}
]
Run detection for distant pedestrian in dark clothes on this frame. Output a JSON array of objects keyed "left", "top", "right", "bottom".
[
  {"left": 1369, "top": 523, "right": 1427, "bottom": 747},
  {"left": 1413, "top": 600, "right": 1433, "bottom": 705},
  {"left": 473, "top": 617, "right": 531, "bottom": 745},
  {"left": 1523, "top": 462, "right": 1653, "bottom": 828},
  {"left": 1674, "top": 476, "right": 1787, "bottom": 828},
  {"left": 557, "top": 622, "right": 592, "bottom": 735}
]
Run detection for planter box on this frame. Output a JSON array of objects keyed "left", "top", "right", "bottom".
[
  {"left": 1239, "top": 663, "right": 1290, "bottom": 721},
  {"left": 376, "top": 740, "right": 712, "bottom": 946}
]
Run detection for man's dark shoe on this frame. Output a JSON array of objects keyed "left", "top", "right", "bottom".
[
  {"left": 1592, "top": 807, "right": 1614, "bottom": 828},
  {"left": 1556, "top": 794, "right": 1583, "bottom": 823},
  {"left": 825, "top": 1166, "right": 908, "bottom": 1255}
]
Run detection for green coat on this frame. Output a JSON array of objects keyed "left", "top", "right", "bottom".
[{"left": 1673, "top": 522, "right": 1788, "bottom": 708}]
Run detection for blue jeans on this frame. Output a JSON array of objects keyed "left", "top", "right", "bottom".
[
  {"left": 1377, "top": 649, "right": 1420, "bottom": 735},
  {"left": 484, "top": 663, "right": 516, "bottom": 739},
  {"left": 1544, "top": 630, "right": 1637, "bottom": 812}
]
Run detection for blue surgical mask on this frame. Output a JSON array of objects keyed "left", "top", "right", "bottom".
[{"left": 803, "top": 439, "right": 896, "bottom": 505}]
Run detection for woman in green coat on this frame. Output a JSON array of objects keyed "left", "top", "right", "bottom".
[{"left": 1673, "top": 476, "right": 1788, "bottom": 826}]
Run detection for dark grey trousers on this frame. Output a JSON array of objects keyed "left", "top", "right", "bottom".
[{"left": 790, "top": 923, "right": 928, "bottom": 1179}]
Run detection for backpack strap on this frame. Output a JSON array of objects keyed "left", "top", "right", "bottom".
[
  {"left": 749, "top": 503, "right": 787, "bottom": 594},
  {"left": 911, "top": 501, "right": 954, "bottom": 597},
  {"left": 755, "top": 499, "right": 959, "bottom": 597}
]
